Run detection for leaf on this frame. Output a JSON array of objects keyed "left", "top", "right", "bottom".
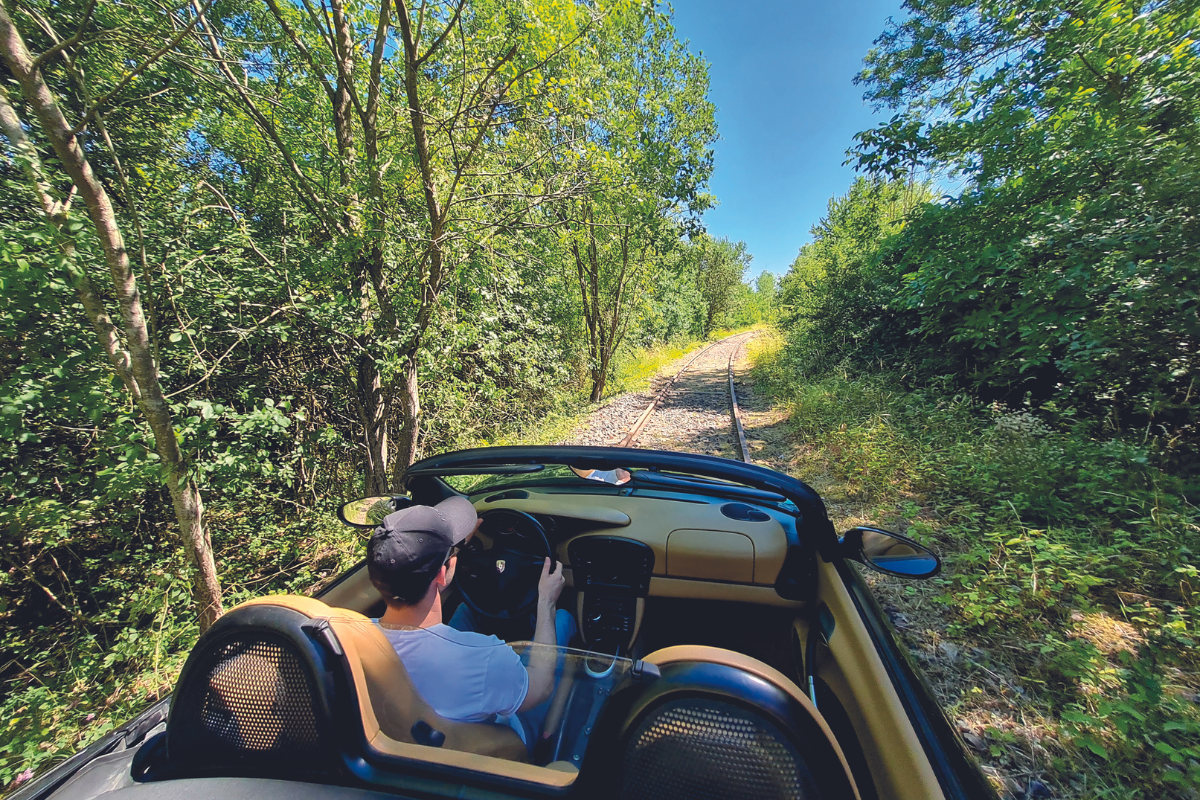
[{"left": 1081, "top": 738, "right": 1108, "bottom": 759}]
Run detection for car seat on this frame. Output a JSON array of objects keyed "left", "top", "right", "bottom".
[
  {"left": 580, "top": 645, "right": 862, "bottom": 800},
  {"left": 153, "top": 595, "right": 526, "bottom": 783}
]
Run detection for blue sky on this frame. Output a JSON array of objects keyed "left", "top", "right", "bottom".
[{"left": 669, "top": 0, "right": 907, "bottom": 276}]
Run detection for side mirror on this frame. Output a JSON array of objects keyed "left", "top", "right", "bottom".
[
  {"left": 840, "top": 526, "right": 941, "bottom": 579},
  {"left": 336, "top": 495, "right": 413, "bottom": 528}
]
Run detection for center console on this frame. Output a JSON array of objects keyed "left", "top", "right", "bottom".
[{"left": 567, "top": 536, "right": 655, "bottom": 656}]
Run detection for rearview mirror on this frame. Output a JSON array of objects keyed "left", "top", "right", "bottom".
[
  {"left": 840, "top": 526, "right": 941, "bottom": 579},
  {"left": 569, "top": 466, "right": 632, "bottom": 486},
  {"left": 336, "top": 495, "right": 413, "bottom": 528}
]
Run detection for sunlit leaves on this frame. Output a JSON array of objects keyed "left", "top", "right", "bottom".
[{"left": 838, "top": 0, "right": 1200, "bottom": 449}]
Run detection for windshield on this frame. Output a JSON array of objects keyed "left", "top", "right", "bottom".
[{"left": 437, "top": 463, "right": 792, "bottom": 510}]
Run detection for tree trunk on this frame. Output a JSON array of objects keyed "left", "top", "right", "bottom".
[
  {"left": 569, "top": 202, "right": 607, "bottom": 402},
  {"left": 355, "top": 353, "right": 389, "bottom": 495},
  {"left": 0, "top": 88, "right": 141, "bottom": 401},
  {"left": 594, "top": 351, "right": 610, "bottom": 401},
  {"left": 0, "top": 0, "right": 223, "bottom": 630},
  {"left": 391, "top": 353, "right": 420, "bottom": 489},
  {"left": 390, "top": 0, "right": 447, "bottom": 483}
]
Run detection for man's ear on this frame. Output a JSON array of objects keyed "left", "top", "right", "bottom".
[{"left": 441, "top": 556, "right": 457, "bottom": 588}]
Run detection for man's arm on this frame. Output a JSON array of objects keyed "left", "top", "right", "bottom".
[{"left": 518, "top": 557, "right": 565, "bottom": 712}]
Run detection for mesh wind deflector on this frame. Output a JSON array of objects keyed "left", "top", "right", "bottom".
[
  {"left": 171, "top": 635, "right": 324, "bottom": 766},
  {"left": 619, "top": 698, "right": 822, "bottom": 800}
]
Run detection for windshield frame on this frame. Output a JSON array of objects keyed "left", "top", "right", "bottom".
[{"left": 402, "top": 445, "right": 826, "bottom": 532}]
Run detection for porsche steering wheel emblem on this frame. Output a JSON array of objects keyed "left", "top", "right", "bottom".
[{"left": 495, "top": 559, "right": 506, "bottom": 574}]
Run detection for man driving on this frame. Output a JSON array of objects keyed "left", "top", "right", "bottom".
[{"left": 367, "top": 497, "right": 574, "bottom": 744}]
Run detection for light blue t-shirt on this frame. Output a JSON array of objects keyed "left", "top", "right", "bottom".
[{"left": 375, "top": 622, "right": 529, "bottom": 734}]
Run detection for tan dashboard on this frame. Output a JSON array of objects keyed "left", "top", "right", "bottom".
[
  {"left": 474, "top": 489, "right": 789, "bottom": 587},
  {"left": 476, "top": 493, "right": 631, "bottom": 527},
  {"left": 322, "top": 488, "right": 800, "bottom": 613}
]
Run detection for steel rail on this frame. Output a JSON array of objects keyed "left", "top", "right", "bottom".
[
  {"left": 727, "top": 335, "right": 751, "bottom": 463},
  {"left": 617, "top": 336, "right": 729, "bottom": 447}
]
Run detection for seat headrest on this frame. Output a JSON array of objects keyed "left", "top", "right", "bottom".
[
  {"left": 593, "top": 645, "right": 861, "bottom": 800},
  {"left": 237, "top": 594, "right": 345, "bottom": 619},
  {"left": 620, "top": 696, "right": 823, "bottom": 799},
  {"left": 163, "top": 597, "right": 343, "bottom": 780}
]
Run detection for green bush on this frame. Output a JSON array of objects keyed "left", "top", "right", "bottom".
[{"left": 752, "top": 336, "right": 1200, "bottom": 798}]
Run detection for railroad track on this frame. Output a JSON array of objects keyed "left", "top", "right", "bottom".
[{"left": 620, "top": 331, "right": 755, "bottom": 464}]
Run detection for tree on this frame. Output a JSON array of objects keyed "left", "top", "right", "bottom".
[
  {"left": 0, "top": 0, "right": 224, "bottom": 628},
  {"left": 852, "top": 0, "right": 1200, "bottom": 436},
  {"left": 194, "top": 0, "right": 610, "bottom": 490},
  {"left": 778, "top": 177, "right": 931, "bottom": 372},
  {"left": 554, "top": 5, "right": 716, "bottom": 401},
  {"left": 753, "top": 270, "right": 777, "bottom": 322},
  {"left": 693, "top": 235, "right": 751, "bottom": 334}
]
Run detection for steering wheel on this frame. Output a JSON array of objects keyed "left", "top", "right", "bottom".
[{"left": 456, "top": 509, "right": 552, "bottom": 620}]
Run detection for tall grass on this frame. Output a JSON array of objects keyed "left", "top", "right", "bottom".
[
  {"left": 751, "top": 330, "right": 1200, "bottom": 799},
  {"left": 606, "top": 324, "right": 758, "bottom": 397}
]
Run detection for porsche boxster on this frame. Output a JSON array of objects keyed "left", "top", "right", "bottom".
[{"left": 9, "top": 446, "right": 995, "bottom": 800}]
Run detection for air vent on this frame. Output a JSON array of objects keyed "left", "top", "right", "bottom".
[
  {"left": 719, "top": 503, "right": 771, "bottom": 522},
  {"left": 484, "top": 489, "right": 530, "bottom": 503}
]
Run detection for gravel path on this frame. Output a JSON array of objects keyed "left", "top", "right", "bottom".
[
  {"left": 633, "top": 334, "right": 751, "bottom": 456},
  {"left": 730, "top": 341, "right": 793, "bottom": 472},
  {"left": 557, "top": 390, "right": 655, "bottom": 447},
  {"left": 560, "top": 333, "right": 757, "bottom": 458}
]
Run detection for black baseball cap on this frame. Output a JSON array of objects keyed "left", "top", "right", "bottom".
[{"left": 367, "top": 497, "right": 477, "bottom": 599}]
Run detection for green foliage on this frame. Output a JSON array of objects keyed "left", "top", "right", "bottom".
[
  {"left": 635, "top": 259, "right": 707, "bottom": 347},
  {"left": 753, "top": 336, "right": 1200, "bottom": 798},
  {"left": 750, "top": 271, "right": 780, "bottom": 324},
  {"left": 778, "top": 177, "right": 933, "bottom": 373},
  {"left": 846, "top": 0, "right": 1200, "bottom": 461},
  {"left": 0, "top": 505, "right": 361, "bottom": 785},
  {"left": 690, "top": 234, "right": 752, "bottom": 334},
  {"left": 1061, "top": 650, "right": 1200, "bottom": 790}
]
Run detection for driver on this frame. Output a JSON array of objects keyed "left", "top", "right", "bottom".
[{"left": 367, "top": 497, "right": 573, "bottom": 745}]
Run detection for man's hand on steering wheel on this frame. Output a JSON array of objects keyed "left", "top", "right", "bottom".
[
  {"left": 456, "top": 509, "right": 552, "bottom": 619},
  {"left": 538, "top": 558, "right": 565, "bottom": 611},
  {"left": 522, "top": 558, "right": 568, "bottom": 713}
]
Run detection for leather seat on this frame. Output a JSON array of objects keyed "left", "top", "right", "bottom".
[{"left": 155, "top": 595, "right": 582, "bottom": 789}]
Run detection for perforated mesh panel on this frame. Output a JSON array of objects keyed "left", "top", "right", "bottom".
[
  {"left": 619, "top": 698, "right": 820, "bottom": 800},
  {"left": 171, "top": 635, "right": 324, "bottom": 765}
]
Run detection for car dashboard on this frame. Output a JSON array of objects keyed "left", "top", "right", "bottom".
[
  {"left": 320, "top": 483, "right": 810, "bottom": 633},
  {"left": 475, "top": 485, "right": 795, "bottom": 588}
]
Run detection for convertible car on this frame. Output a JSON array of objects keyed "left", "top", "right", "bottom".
[{"left": 10, "top": 446, "right": 996, "bottom": 800}]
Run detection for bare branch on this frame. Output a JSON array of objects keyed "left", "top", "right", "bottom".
[
  {"left": 262, "top": 0, "right": 337, "bottom": 106},
  {"left": 190, "top": 0, "right": 341, "bottom": 236},
  {"left": 414, "top": 0, "right": 462, "bottom": 67}
]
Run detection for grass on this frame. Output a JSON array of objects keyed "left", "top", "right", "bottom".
[{"left": 748, "top": 330, "right": 1200, "bottom": 800}]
